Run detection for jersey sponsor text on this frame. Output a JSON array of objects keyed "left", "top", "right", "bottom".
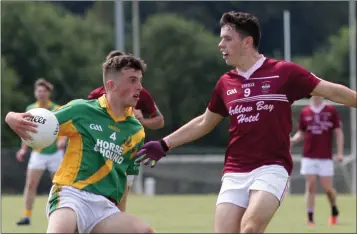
[
  {"left": 94, "top": 139, "right": 124, "bottom": 164},
  {"left": 229, "top": 101, "right": 275, "bottom": 124}
]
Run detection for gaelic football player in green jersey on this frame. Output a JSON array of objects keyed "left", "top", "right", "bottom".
[
  {"left": 5, "top": 55, "right": 154, "bottom": 233},
  {"left": 15, "top": 78, "right": 67, "bottom": 226}
]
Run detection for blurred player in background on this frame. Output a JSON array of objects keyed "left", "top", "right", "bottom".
[
  {"left": 135, "top": 11, "right": 357, "bottom": 233},
  {"left": 6, "top": 54, "right": 154, "bottom": 233},
  {"left": 88, "top": 50, "right": 165, "bottom": 211},
  {"left": 16, "top": 78, "right": 66, "bottom": 226},
  {"left": 291, "top": 96, "right": 344, "bottom": 226}
]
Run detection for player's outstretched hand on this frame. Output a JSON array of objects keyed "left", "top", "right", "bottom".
[
  {"left": 135, "top": 140, "right": 169, "bottom": 168},
  {"left": 5, "top": 112, "right": 38, "bottom": 140}
]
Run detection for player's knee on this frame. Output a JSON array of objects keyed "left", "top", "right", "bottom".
[
  {"left": 144, "top": 226, "right": 155, "bottom": 234},
  {"left": 306, "top": 182, "right": 316, "bottom": 193},
  {"left": 25, "top": 179, "right": 39, "bottom": 191},
  {"left": 134, "top": 224, "right": 154, "bottom": 234},
  {"left": 324, "top": 187, "right": 335, "bottom": 195},
  {"left": 241, "top": 217, "right": 266, "bottom": 234},
  {"left": 241, "top": 222, "right": 263, "bottom": 233}
]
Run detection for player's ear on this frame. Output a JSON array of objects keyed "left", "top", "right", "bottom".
[
  {"left": 243, "top": 36, "right": 253, "bottom": 49},
  {"left": 107, "top": 80, "right": 119, "bottom": 91},
  {"left": 107, "top": 80, "right": 113, "bottom": 91}
]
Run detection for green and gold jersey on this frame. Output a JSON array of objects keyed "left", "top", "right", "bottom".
[
  {"left": 26, "top": 101, "right": 61, "bottom": 154},
  {"left": 52, "top": 95, "right": 145, "bottom": 204}
]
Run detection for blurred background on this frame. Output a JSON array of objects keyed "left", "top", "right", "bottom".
[{"left": 1, "top": 1, "right": 356, "bottom": 233}]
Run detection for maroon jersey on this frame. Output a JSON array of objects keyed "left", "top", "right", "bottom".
[
  {"left": 298, "top": 104, "right": 341, "bottom": 159},
  {"left": 207, "top": 57, "right": 321, "bottom": 175},
  {"left": 88, "top": 86, "right": 158, "bottom": 116}
]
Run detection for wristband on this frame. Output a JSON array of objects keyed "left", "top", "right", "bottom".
[{"left": 160, "top": 139, "right": 169, "bottom": 152}]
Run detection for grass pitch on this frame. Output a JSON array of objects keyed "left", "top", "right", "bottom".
[{"left": 2, "top": 194, "right": 356, "bottom": 233}]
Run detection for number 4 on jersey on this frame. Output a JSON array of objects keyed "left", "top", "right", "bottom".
[{"left": 110, "top": 132, "right": 117, "bottom": 141}]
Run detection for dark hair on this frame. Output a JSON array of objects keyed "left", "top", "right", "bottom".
[
  {"left": 220, "top": 11, "right": 261, "bottom": 49},
  {"left": 34, "top": 78, "right": 53, "bottom": 91},
  {"left": 102, "top": 54, "right": 147, "bottom": 77},
  {"left": 106, "top": 50, "right": 126, "bottom": 61}
]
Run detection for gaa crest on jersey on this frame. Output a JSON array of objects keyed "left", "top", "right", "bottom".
[
  {"left": 261, "top": 81, "right": 271, "bottom": 93},
  {"left": 108, "top": 125, "right": 120, "bottom": 132}
]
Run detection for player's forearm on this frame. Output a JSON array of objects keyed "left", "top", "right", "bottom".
[
  {"left": 163, "top": 115, "right": 213, "bottom": 149},
  {"left": 117, "top": 185, "right": 130, "bottom": 212},
  {"left": 290, "top": 131, "right": 304, "bottom": 145},
  {"left": 20, "top": 141, "right": 29, "bottom": 151},
  {"left": 335, "top": 129, "right": 344, "bottom": 156},
  {"left": 140, "top": 116, "right": 164, "bottom": 130},
  {"left": 328, "top": 84, "right": 357, "bottom": 108}
]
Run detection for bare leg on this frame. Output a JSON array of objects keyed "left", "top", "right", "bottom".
[
  {"left": 305, "top": 175, "right": 317, "bottom": 224},
  {"left": 240, "top": 190, "right": 280, "bottom": 233},
  {"left": 91, "top": 211, "right": 154, "bottom": 233},
  {"left": 320, "top": 176, "right": 339, "bottom": 225},
  {"left": 46, "top": 208, "right": 77, "bottom": 233},
  {"left": 17, "top": 168, "right": 44, "bottom": 225},
  {"left": 214, "top": 203, "right": 246, "bottom": 233}
]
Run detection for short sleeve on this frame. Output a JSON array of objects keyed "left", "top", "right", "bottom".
[
  {"left": 126, "top": 129, "right": 145, "bottom": 175},
  {"left": 286, "top": 63, "right": 321, "bottom": 102},
  {"left": 136, "top": 89, "right": 157, "bottom": 116},
  {"left": 126, "top": 144, "right": 143, "bottom": 176},
  {"left": 331, "top": 107, "right": 341, "bottom": 129},
  {"left": 126, "top": 159, "right": 140, "bottom": 176},
  {"left": 53, "top": 104, "right": 61, "bottom": 111},
  {"left": 25, "top": 104, "right": 33, "bottom": 112},
  {"left": 53, "top": 99, "right": 83, "bottom": 136},
  {"left": 88, "top": 86, "right": 106, "bottom": 100},
  {"left": 207, "top": 81, "right": 229, "bottom": 117},
  {"left": 298, "top": 110, "right": 306, "bottom": 131}
]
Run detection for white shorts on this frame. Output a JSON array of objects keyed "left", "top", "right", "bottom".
[
  {"left": 216, "top": 165, "right": 290, "bottom": 208},
  {"left": 127, "top": 175, "right": 135, "bottom": 186},
  {"left": 46, "top": 185, "right": 120, "bottom": 233},
  {"left": 28, "top": 150, "right": 64, "bottom": 173},
  {"left": 300, "top": 158, "right": 334, "bottom": 177}
]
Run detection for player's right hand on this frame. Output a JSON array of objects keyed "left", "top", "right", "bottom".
[
  {"left": 5, "top": 112, "right": 38, "bottom": 140},
  {"left": 16, "top": 148, "right": 27, "bottom": 162},
  {"left": 135, "top": 140, "right": 169, "bottom": 168}
]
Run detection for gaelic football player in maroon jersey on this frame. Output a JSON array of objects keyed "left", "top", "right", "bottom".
[
  {"left": 135, "top": 11, "right": 356, "bottom": 233},
  {"left": 291, "top": 96, "right": 344, "bottom": 226}
]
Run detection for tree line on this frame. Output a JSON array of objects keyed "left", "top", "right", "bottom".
[{"left": 1, "top": 1, "right": 352, "bottom": 149}]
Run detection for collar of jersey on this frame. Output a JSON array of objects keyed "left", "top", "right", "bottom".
[
  {"left": 35, "top": 100, "right": 53, "bottom": 109},
  {"left": 98, "top": 94, "right": 134, "bottom": 122},
  {"left": 236, "top": 55, "right": 266, "bottom": 79},
  {"left": 310, "top": 103, "right": 326, "bottom": 114}
]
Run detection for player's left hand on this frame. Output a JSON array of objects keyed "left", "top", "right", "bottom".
[
  {"left": 335, "top": 154, "right": 344, "bottom": 163},
  {"left": 135, "top": 140, "right": 169, "bottom": 168}
]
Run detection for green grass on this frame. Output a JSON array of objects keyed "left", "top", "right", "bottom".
[{"left": 2, "top": 194, "right": 356, "bottom": 233}]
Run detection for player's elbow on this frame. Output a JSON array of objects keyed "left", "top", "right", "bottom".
[
  {"left": 156, "top": 115, "right": 164, "bottom": 129},
  {"left": 330, "top": 84, "right": 356, "bottom": 107},
  {"left": 334, "top": 128, "right": 344, "bottom": 138},
  {"left": 197, "top": 116, "right": 216, "bottom": 136},
  {"left": 147, "top": 116, "right": 164, "bottom": 130}
]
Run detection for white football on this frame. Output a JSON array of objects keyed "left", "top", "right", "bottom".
[{"left": 22, "top": 108, "right": 59, "bottom": 149}]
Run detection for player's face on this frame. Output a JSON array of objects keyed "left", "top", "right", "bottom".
[
  {"left": 218, "top": 25, "right": 251, "bottom": 67},
  {"left": 311, "top": 96, "right": 324, "bottom": 106},
  {"left": 34, "top": 85, "right": 50, "bottom": 102},
  {"left": 108, "top": 68, "right": 143, "bottom": 107}
]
